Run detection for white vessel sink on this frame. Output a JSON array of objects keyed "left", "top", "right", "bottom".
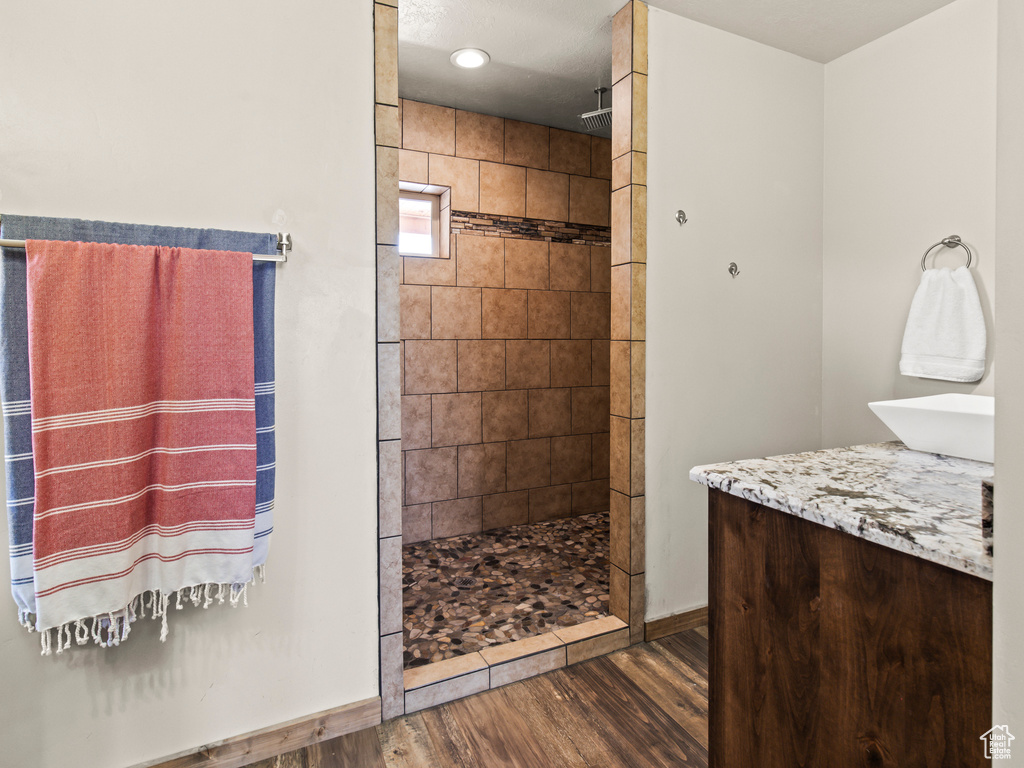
[{"left": 868, "top": 394, "right": 993, "bottom": 463}]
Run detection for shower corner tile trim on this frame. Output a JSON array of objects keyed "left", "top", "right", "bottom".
[
  {"left": 375, "top": 0, "right": 405, "bottom": 721},
  {"left": 609, "top": 0, "right": 648, "bottom": 651}
]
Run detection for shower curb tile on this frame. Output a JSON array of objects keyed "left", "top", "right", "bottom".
[
  {"left": 478, "top": 631, "right": 565, "bottom": 666},
  {"left": 554, "top": 615, "right": 628, "bottom": 645},
  {"left": 566, "top": 627, "right": 630, "bottom": 665},
  {"left": 489, "top": 646, "right": 567, "bottom": 688},
  {"left": 404, "top": 669, "right": 490, "bottom": 714},
  {"left": 403, "top": 651, "right": 488, "bottom": 692}
]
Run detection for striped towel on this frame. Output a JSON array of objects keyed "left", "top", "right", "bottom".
[
  {"left": 27, "top": 241, "right": 256, "bottom": 645},
  {"left": 1, "top": 215, "right": 276, "bottom": 651}
]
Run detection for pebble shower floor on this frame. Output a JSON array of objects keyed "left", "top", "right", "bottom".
[{"left": 402, "top": 511, "right": 610, "bottom": 668}]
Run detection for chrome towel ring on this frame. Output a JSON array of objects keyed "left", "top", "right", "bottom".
[{"left": 921, "top": 235, "right": 972, "bottom": 271}]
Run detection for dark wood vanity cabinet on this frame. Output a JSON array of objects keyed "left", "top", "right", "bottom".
[{"left": 709, "top": 489, "right": 992, "bottom": 767}]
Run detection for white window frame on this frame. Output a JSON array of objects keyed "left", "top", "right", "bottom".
[{"left": 399, "top": 190, "right": 441, "bottom": 259}]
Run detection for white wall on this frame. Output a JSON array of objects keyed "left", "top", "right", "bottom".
[
  {"left": 0, "top": 3, "right": 380, "bottom": 767},
  {"left": 822, "top": 0, "right": 997, "bottom": 448},
  {"left": 993, "top": 0, "right": 1024, "bottom": 743},
  {"left": 646, "top": 10, "right": 824, "bottom": 620}
]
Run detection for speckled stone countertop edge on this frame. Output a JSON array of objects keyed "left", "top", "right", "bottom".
[{"left": 690, "top": 443, "right": 993, "bottom": 582}]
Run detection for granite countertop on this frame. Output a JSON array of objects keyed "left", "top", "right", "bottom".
[{"left": 690, "top": 442, "right": 993, "bottom": 581}]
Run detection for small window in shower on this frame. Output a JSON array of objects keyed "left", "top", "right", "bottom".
[{"left": 399, "top": 191, "right": 441, "bottom": 258}]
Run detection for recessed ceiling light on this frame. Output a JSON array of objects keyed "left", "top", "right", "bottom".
[{"left": 450, "top": 48, "right": 490, "bottom": 69}]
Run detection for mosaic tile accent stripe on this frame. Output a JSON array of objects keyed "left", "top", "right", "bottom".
[
  {"left": 451, "top": 211, "right": 611, "bottom": 246},
  {"left": 403, "top": 512, "right": 610, "bottom": 668}
]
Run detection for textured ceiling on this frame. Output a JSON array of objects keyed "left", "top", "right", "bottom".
[
  {"left": 398, "top": 0, "right": 960, "bottom": 134},
  {"left": 398, "top": 0, "right": 622, "bottom": 136}
]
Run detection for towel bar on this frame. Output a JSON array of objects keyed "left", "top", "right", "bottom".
[
  {"left": 0, "top": 233, "right": 291, "bottom": 263},
  {"left": 921, "top": 235, "right": 971, "bottom": 271}
]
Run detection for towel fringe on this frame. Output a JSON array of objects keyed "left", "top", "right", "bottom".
[{"left": 28, "top": 567, "right": 266, "bottom": 655}]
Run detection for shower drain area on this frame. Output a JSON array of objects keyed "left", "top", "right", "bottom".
[{"left": 402, "top": 511, "right": 610, "bottom": 668}]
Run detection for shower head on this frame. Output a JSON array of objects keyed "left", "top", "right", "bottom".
[{"left": 579, "top": 87, "right": 612, "bottom": 132}]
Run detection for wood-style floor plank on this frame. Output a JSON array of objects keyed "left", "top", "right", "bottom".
[
  {"left": 497, "top": 682, "right": 590, "bottom": 768},
  {"left": 553, "top": 656, "right": 707, "bottom": 767},
  {"left": 378, "top": 714, "right": 444, "bottom": 768},
  {"left": 608, "top": 643, "right": 709, "bottom": 748},
  {"left": 307, "top": 727, "right": 386, "bottom": 768},
  {"left": 245, "top": 629, "right": 709, "bottom": 768}
]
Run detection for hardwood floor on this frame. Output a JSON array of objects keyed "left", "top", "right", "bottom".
[{"left": 246, "top": 627, "right": 708, "bottom": 768}]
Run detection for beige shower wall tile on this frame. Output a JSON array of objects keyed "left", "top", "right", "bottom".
[
  {"left": 612, "top": 1, "right": 633, "bottom": 86},
  {"left": 374, "top": 4, "right": 398, "bottom": 107},
  {"left": 378, "top": 343, "right": 401, "bottom": 440},
  {"left": 612, "top": 152, "right": 647, "bottom": 192},
  {"left": 457, "top": 235, "right": 504, "bottom": 288},
  {"left": 631, "top": 74, "right": 648, "bottom": 154},
  {"left": 457, "top": 340, "right": 505, "bottom": 392},
  {"left": 403, "top": 100, "right": 455, "bottom": 155},
  {"left": 506, "top": 340, "right": 550, "bottom": 390},
  {"left": 432, "top": 496, "right": 482, "bottom": 538},
  {"left": 431, "top": 286, "right": 481, "bottom": 340},
  {"left": 631, "top": 341, "right": 645, "bottom": 418},
  {"left": 609, "top": 415, "right": 630, "bottom": 496},
  {"left": 549, "top": 242, "right": 590, "bottom": 292},
  {"left": 480, "top": 162, "right": 526, "bottom": 217},
  {"left": 376, "top": 104, "right": 401, "bottom": 148},
  {"left": 630, "top": 571, "right": 646, "bottom": 644},
  {"left": 610, "top": 340, "right": 629, "bottom": 418},
  {"left": 526, "top": 169, "right": 569, "bottom": 222},
  {"left": 549, "top": 128, "right": 591, "bottom": 176},
  {"left": 456, "top": 110, "right": 504, "bottom": 162},
  {"left": 611, "top": 263, "right": 646, "bottom": 342},
  {"left": 632, "top": 0, "right": 648, "bottom": 75},
  {"left": 612, "top": 75, "right": 632, "bottom": 161},
  {"left": 568, "top": 175, "right": 610, "bottom": 227},
  {"left": 405, "top": 339, "right": 457, "bottom": 394},
  {"left": 431, "top": 392, "right": 482, "bottom": 447},
  {"left": 378, "top": 245, "right": 400, "bottom": 343},
  {"left": 379, "top": 535, "right": 402, "bottom": 635},
  {"left": 403, "top": 250, "right": 456, "bottom": 287},
  {"left": 591, "top": 137, "right": 613, "bottom": 180},
  {"left": 405, "top": 446, "right": 458, "bottom": 505},
  {"left": 458, "top": 441, "right": 506, "bottom": 497},
  {"left": 380, "top": 632, "right": 405, "bottom": 721},
  {"left": 378, "top": 439, "right": 402, "bottom": 538},
  {"left": 400, "top": 284, "right": 431, "bottom": 340},
  {"left": 376, "top": 146, "right": 399, "bottom": 246},
  {"left": 482, "top": 490, "right": 529, "bottom": 530},
  {"left": 403, "top": 503, "right": 431, "bottom": 543},
  {"left": 429, "top": 154, "right": 479, "bottom": 212},
  {"left": 504, "top": 238, "right": 549, "bottom": 290},
  {"left": 610, "top": 490, "right": 645, "bottom": 574},
  {"left": 504, "top": 119, "right": 549, "bottom": 169},
  {"left": 591, "top": 246, "right": 611, "bottom": 293},
  {"left": 627, "top": 418, "right": 645, "bottom": 496},
  {"left": 399, "top": 149, "right": 429, "bottom": 185},
  {"left": 402, "top": 394, "right": 431, "bottom": 451}
]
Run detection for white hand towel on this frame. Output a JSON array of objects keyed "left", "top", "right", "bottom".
[{"left": 900, "top": 266, "right": 986, "bottom": 382}]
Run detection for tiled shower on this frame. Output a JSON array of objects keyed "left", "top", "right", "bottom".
[{"left": 398, "top": 99, "right": 613, "bottom": 666}]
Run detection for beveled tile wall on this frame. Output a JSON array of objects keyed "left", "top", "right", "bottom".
[
  {"left": 373, "top": 0, "right": 406, "bottom": 721},
  {"left": 398, "top": 100, "right": 613, "bottom": 543},
  {"left": 609, "top": 0, "right": 648, "bottom": 646}
]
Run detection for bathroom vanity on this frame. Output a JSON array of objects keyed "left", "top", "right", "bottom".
[{"left": 691, "top": 443, "right": 993, "bottom": 768}]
